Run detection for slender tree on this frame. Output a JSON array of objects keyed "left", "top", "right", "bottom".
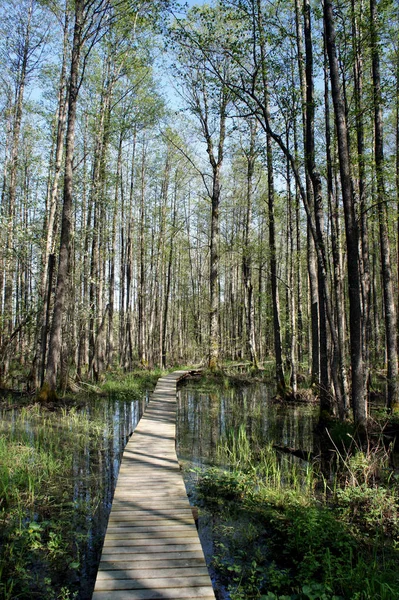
[
  {"left": 324, "top": 0, "right": 367, "bottom": 427},
  {"left": 43, "top": 0, "right": 110, "bottom": 396},
  {"left": 370, "top": 0, "right": 398, "bottom": 412},
  {"left": 241, "top": 120, "right": 259, "bottom": 368},
  {"left": 169, "top": 6, "right": 231, "bottom": 369}
]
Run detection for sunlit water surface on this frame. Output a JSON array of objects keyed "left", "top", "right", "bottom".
[
  {"left": 0, "top": 393, "right": 149, "bottom": 599},
  {"left": 176, "top": 380, "right": 319, "bottom": 599}
]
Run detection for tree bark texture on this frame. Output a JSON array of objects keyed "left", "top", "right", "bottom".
[
  {"left": 45, "top": 0, "right": 84, "bottom": 393},
  {"left": 370, "top": 0, "right": 399, "bottom": 412},
  {"left": 324, "top": 0, "right": 367, "bottom": 427}
]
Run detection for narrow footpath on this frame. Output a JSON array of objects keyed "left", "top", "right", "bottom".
[{"left": 93, "top": 370, "right": 215, "bottom": 600}]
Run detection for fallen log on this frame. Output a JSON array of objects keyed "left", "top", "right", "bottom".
[{"left": 273, "top": 444, "right": 315, "bottom": 461}]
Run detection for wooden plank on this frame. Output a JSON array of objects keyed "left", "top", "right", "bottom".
[
  {"left": 94, "top": 576, "right": 212, "bottom": 591},
  {"left": 105, "top": 527, "right": 197, "bottom": 535},
  {"left": 108, "top": 504, "right": 194, "bottom": 510},
  {"left": 92, "top": 589, "right": 215, "bottom": 600},
  {"left": 114, "top": 478, "right": 186, "bottom": 484},
  {"left": 108, "top": 508, "right": 195, "bottom": 517},
  {"left": 99, "top": 558, "right": 207, "bottom": 571},
  {"left": 112, "top": 496, "right": 190, "bottom": 505},
  {"left": 107, "top": 511, "right": 194, "bottom": 519},
  {"left": 93, "top": 370, "right": 215, "bottom": 598},
  {"left": 99, "top": 551, "right": 207, "bottom": 563},
  {"left": 104, "top": 531, "right": 198, "bottom": 541},
  {"left": 112, "top": 490, "right": 188, "bottom": 496},
  {"left": 96, "top": 567, "right": 210, "bottom": 580},
  {"left": 103, "top": 538, "right": 201, "bottom": 548},
  {"left": 101, "top": 544, "right": 203, "bottom": 555},
  {"left": 105, "top": 523, "right": 197, "bottom": 531}
]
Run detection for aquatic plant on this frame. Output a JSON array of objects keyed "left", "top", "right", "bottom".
[
  {"left": 100, "top": 368, "right": 162, "bottom": 400},
  {"left": 196, "top": 426, "right": 399, "bottom": 600},
  {"left": 0, "top": 387, "right": 146, "bottom": 599}
]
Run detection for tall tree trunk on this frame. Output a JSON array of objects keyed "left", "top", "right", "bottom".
[
  {"left": 108, "top": 132, "right": 122, "bottom": 369},
  {"left": 124, "top": 129, "right": 137, "bottom": 369},
  {"left": 324, "top": 0, "right": 367, "bottom": 427},
  {"left": 44, "top": 0, "right": 84, "bottom": 396},
  {"left": 304, "top": 0, "right": 331, "bottom": 413},
  {"left": 292, "top": 65, "right": 304, "bottom": 369},
  {"left": 89, "top": 57, "right": 114, "bottom": 380},
  {"left": 324, "top": 37, "right": 349, "bottom": 417},
  {"left": 286, "top": 130, "right": 297, "bottom": 394},
  {"left": 138, "top": 137, "right": 147, "bottom": 366},
  {"left": 79, "top": 115, "right": 91, "bottom": 376},
  {"left": 242, "top": 120, "right": 258, "bottom": 368},
  {"left": 2, "top": 0, "right": 33, "bottom": 380},
  {"left": 351, "top": 0, "right": 371, "bottom": 408},
  {"left": 162, "top": 173, "right": 177, "bottom": 368},
  {"left": 0, "top": 99, "right": 12, "bottom": 354},
  {"left": 34, "top": 7, "right": 69, "bottom": 388},
  {"left": 256, "top": 0, "right": 285, "bottom": 393},
  {"left": 196, "top": 84, "right": 228, "bottom": 371},
  {"left": 370, "top": 0, "right": 399, "bottom": 412},
  {"left": 266, "top": 131, "right": 285, "bottom": 393},
  {"left": 396, "top": 51, "right": 399, "bottom": 338},
  {"left": 295, "top": 0, "right": 319, "bottom": 385},
  {"left": 209, "top": 164, "right": 221, "bottom": 370},
  {"left": 156, "top": 151, "right": 170, "bottom": 368},
  {"left": 395, "top": 48, "right": 399, "bottom": 336}
]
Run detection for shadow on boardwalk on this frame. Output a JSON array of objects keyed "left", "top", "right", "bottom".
[{"left": 92, "top": 370, "right": 215, "bottom": 600}]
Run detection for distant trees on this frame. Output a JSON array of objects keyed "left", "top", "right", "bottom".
[
  {"left": 167, "top": 0, "right": 399, "bottom": 422},
  {"left": 169, "top": 5, "right": 232, "bottom": 369},
  {"left": 0, "top": 0, "right": 49, "bottom": 382},
  {"left": 0, "top": 0, "right": 399, "bottom": 423}
]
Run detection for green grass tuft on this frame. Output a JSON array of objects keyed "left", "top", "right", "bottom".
[{"left": 195, "top": 426, "right": 399, "bottom": 600}]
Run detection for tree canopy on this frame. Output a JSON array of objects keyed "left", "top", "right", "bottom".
[{"left": 1, "top": 0, "right": 399, "bottom": 424}]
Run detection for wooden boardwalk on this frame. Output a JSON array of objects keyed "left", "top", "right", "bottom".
[{"left": 93, "top": 370, "right": 215, "bottom": 600}]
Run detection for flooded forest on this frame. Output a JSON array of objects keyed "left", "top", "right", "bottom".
[{"left": 1, "top": 0, "right": 399, "bottom": 598}]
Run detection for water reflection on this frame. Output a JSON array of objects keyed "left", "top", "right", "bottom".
[
  {"left": 177, "top": 382, "right": 317, "bottom": 469},
  {"left": 176, "top": 381, "right": 318, "bottom": 600},
  {"left": 0, "top": 381, "right": 317, "bottom": 599},
  {"left": 0, "top": 392, "right": 149, "bottom": 600}
]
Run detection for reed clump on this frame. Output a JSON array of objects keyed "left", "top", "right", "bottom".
[
  {"left": 101, "top": 368, "right": 162, "bottom": 400},
  {"left": 0, "top": 403, "right": 112, "bottom": 600},
  {"left": 196, "top": 426, "right": 399, "bottom": 600},
  {"left": 0, "top": 368, "right": 158, "bottom": 599}
]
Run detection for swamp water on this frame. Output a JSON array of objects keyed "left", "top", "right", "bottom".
[
  {"left": 0, "top": 381, "right": 317, "bottom": 599},
  {"left": 177, "top": 381, "right": 317, "bottom": 469},
  {"left": 176, "top": 380, "right": 318, "bottom": 599},
  {"left": 0, "top": 393, "right": 149, "bottom": 599}
]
